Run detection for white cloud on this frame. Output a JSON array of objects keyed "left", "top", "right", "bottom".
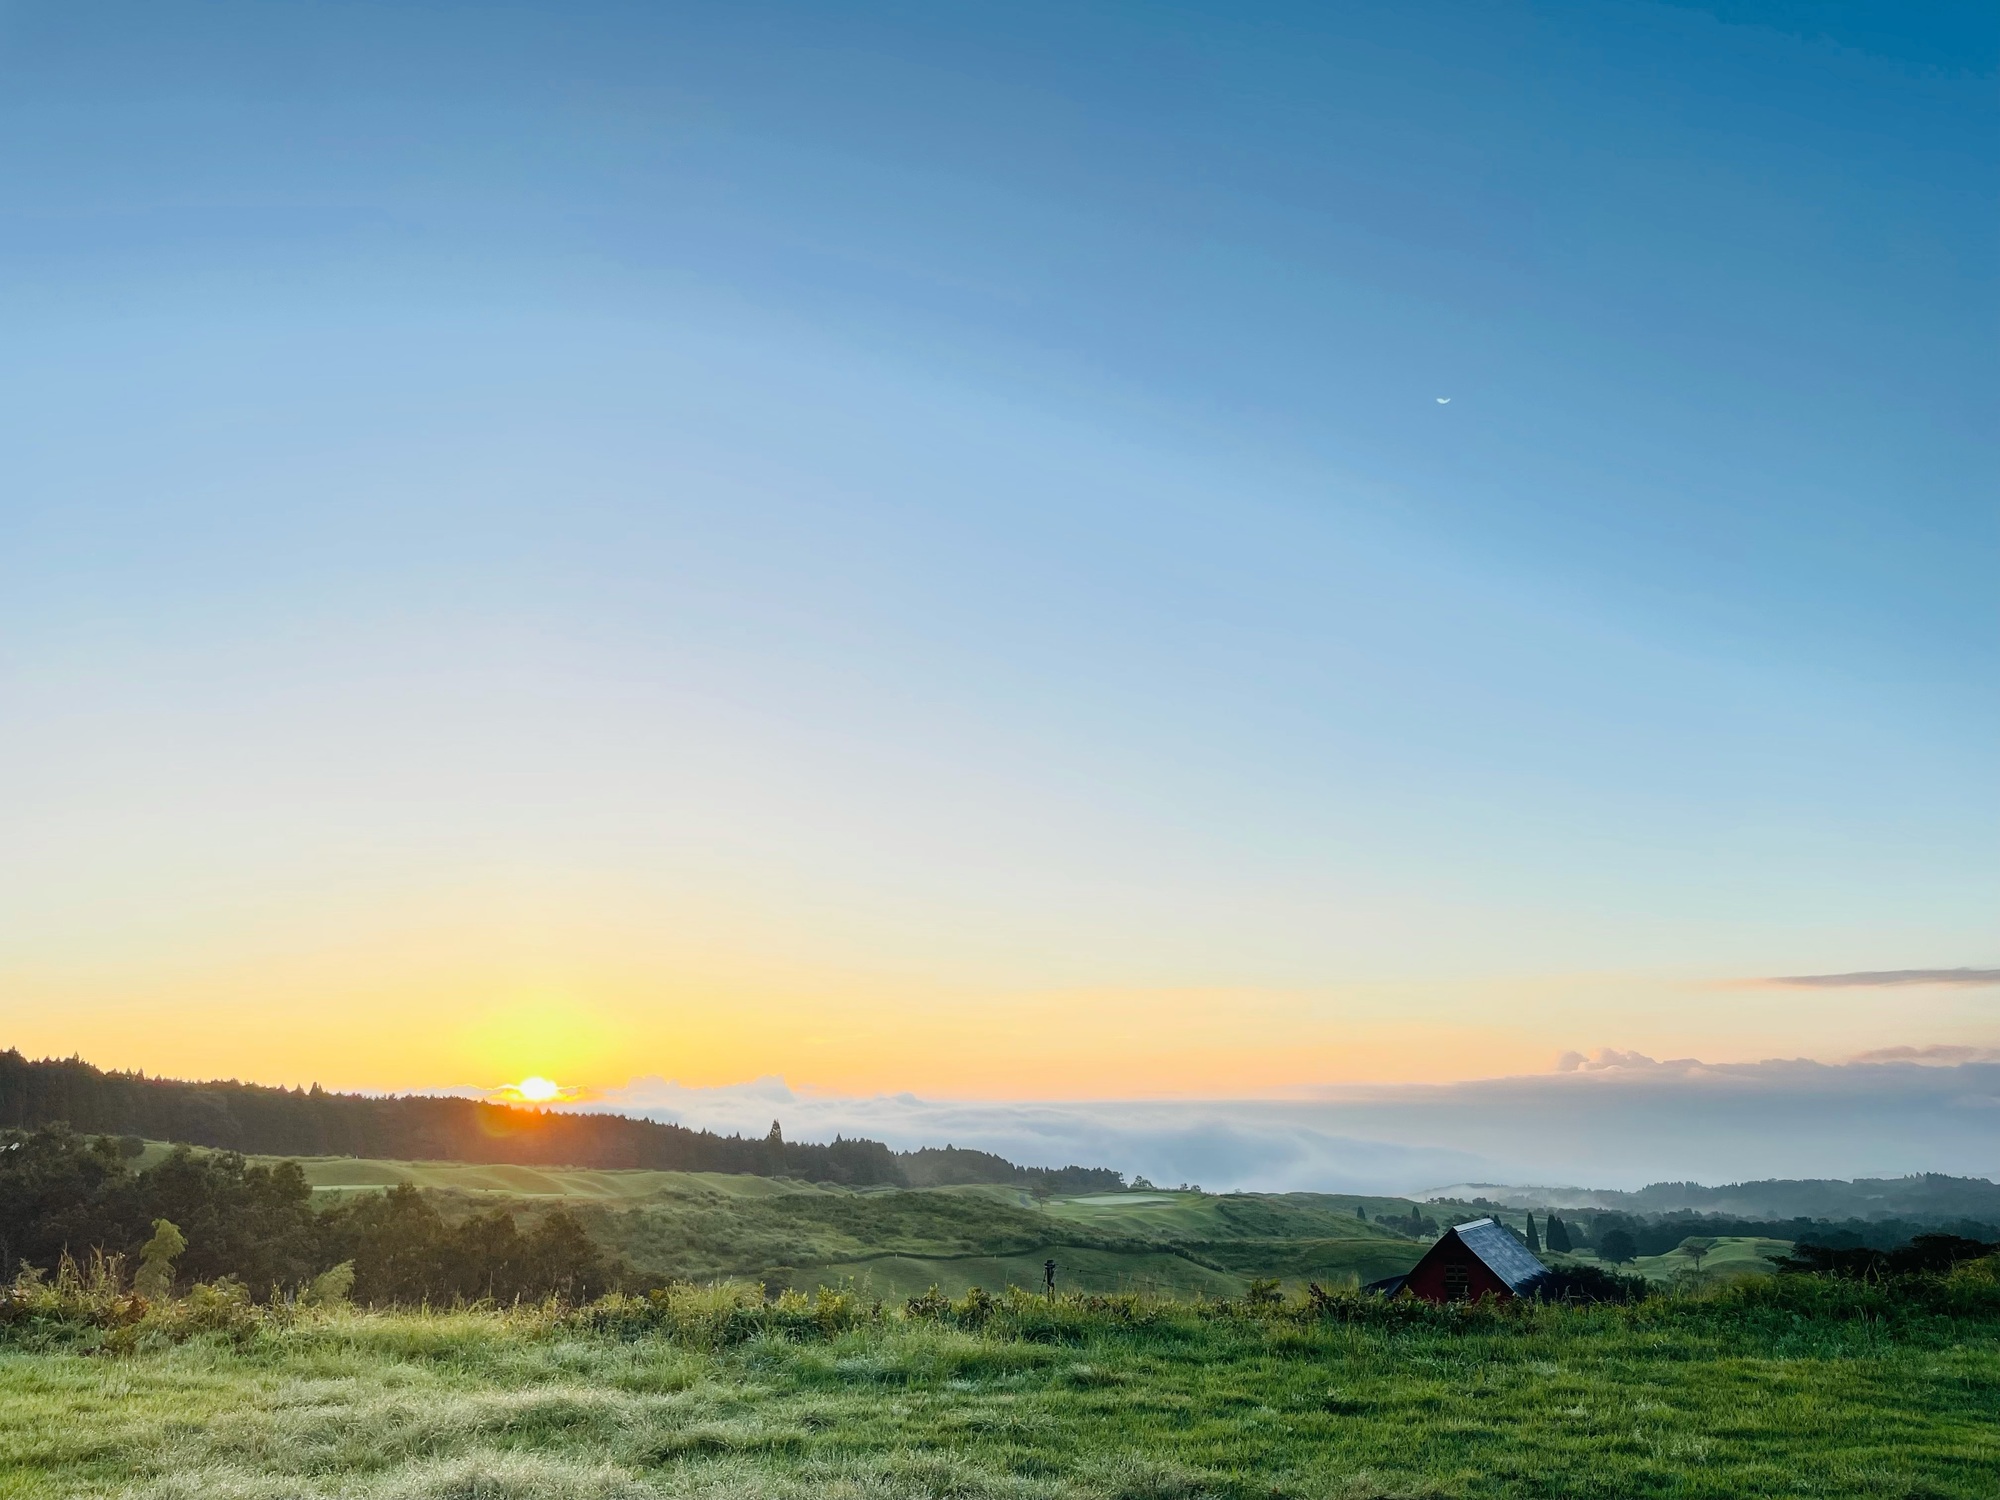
[
  {"left": 579, "top": 1078, "right": 1485, "bottom": 1194},
  {"left": 1553, "top": 1048, "right": 1709, "bottom": 1073},
  {"left": 1760, "top": 968, "right": 2000, "bottom": 988}
]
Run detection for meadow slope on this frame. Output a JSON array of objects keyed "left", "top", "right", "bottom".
[
  {"left": 4, "top": 1282, "right": 1997, "bottom": 1500},
  {"left": 265, "top": 1156, "right": 1430, "bottom": 1296}
]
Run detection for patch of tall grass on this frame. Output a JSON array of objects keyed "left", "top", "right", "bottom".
[
  {"left": 9, "top": 1247, "right": 2000, "bottom": 1355},
  {"left": 7, "top": 1254, "right": 1998, "bottom": 1498}
]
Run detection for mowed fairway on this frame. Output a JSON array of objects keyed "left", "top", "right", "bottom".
[{"left": 2, "top": 1298, "right": 1995, "bottom": 1499}]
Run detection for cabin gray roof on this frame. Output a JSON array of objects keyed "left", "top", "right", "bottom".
[{"left": 1451, "top": 1218, "right": 1550, "bottom": 1294}]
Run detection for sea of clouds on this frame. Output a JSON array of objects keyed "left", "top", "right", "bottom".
[{"left": 575, "top": 1051, "right": 2000, "bottom": 1194}]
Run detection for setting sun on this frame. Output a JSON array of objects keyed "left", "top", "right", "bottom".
[{"left": 494, "top": 1075, "right": 568, "bottom": 1105}]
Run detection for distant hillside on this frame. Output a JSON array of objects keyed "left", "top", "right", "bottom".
[
  {"left": 1428, "top": 1174, "right": 2000, "bottom": 1225},
  {"left": 898, "top": 1145, "right": 1125, "bottom": 1196},
  {"left": 0, "top": 1050, "right": 1121, "bottom": 1192}
]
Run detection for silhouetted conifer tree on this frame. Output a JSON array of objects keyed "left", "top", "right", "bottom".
[{"left": 1546, "top": 1214, "right": 1574, "bottom": 1253}]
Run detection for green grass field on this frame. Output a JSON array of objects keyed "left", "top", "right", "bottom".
[
  {"left": 268, "top": 1155, "right": 813, "bottom": 1203},
  {"left": 4, "top": 1279, "right": 1997, "bottom": 1499},
  {"left": 1553, "top": 1237, "right": 1794, "bottom": 1286},
  {"left": 238, "top": 1153, "right": 1434, "bottom": 1297},
  {"left": 579, "top": 1181, "right": 1425, "bottom": 1296},
  {"left": 147, "top": 1145, "right": 1818, "bottom": 1304},
  {"left": 797, "top": 1246, "right": 1244, "bottom": 1301}
]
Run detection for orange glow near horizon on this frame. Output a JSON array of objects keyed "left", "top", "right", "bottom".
[
  {"left": 4, "top": 886, "right": 1987, "bottom": 1103},
  {"left": 5, "top": 939, "right": 1984, "bottom": 1105},
  {"left": 491, "top": 1075, "right": 572, "bottom": 1105}
]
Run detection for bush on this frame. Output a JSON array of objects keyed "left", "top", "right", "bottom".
[
  {"left": 133, "top": 1218, "right": 185, "bottom": 1299},
  {"left": 1532, "top": 1264, "right": 1652, "bottom": 1305},
  {"left": 1778, "top": 1233, "right": 1998, "bottom": 1280},
  {"left": 567, "top": 1279, "right": 879, "bottom": 1347},
  {"left": 140, "top": 1276, "right": 260, "bottom": 1344},
  {"left": 0, "top": 1253, "right": 145, "bottom": 1343},
  {"left": 301, "top": 1259, "right": 355, "bottom": 1308},
  {"left": 1, "top": 1253, "right": 260, "bottom": 1349}
]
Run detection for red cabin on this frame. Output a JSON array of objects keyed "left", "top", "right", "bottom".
[{"left": 1385, "top": 1217, "right": 1550, "bottom": 1304}]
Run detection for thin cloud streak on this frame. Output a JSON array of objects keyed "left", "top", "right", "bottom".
[
  {"left": 1759, "top": 968, "right": 2000, "bottom": 988},
  {"left": 1851, "top": 1044, "right": 2000, "bottom": 1065}
]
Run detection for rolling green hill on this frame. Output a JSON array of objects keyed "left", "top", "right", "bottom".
[
  {"left": 47, "top": 1135, "right": 1824, "bottom": 1303},
  {"left": 576, "top": 1179, "right": 1431, "bottom": 1295},
  {"left": 202, "top": 1144, "right": 1819, "bottom": 1297},
  {"left": 1555, "top": 1235, "right": 1793, "bottom": 1284},
  {"left": 264, "top": 1152, "right": 811, "bottom": 1202},
  {"left": 238, "top": 1149, "right": 1434, "bottom": 1296}
]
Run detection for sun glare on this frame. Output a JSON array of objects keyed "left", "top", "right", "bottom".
[{"left": 494, "top": 1075, "right": 566, "bottom": 1105}]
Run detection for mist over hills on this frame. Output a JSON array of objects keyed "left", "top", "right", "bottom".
[
  {"left": 10, "top": 1047, "right": 1998, "bottom": 1211},
  {"left": 1425, "top": 1175, "right": 2000, "bottom": 1225},
  {"left": 590, "top": 1056, "right": 2000, "bottom": 1193}
]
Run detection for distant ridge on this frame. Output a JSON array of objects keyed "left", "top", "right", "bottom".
[
  {"left": 1422, "top": 1175, "right": 2000, "bottom": 1222},
  {"left": 0, "top": 1049, "right": 1123, "bottom": 1192}
]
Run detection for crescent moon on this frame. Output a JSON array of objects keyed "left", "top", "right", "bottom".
[{"left": 1436, "top": 397, "right": 1451, "bottom": 404}]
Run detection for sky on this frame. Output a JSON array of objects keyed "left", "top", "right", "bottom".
[{"left": 1, "top": 2, "right": 1996, "bottom": 1178}]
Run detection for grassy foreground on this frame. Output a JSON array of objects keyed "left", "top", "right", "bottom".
[{"left": 4, "top": 1276, "right": 1997, "bottom": 1499}]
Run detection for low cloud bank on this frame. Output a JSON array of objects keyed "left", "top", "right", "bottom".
[
  {"left": 587, "top": 1079, "right": 1485, "bottom": 1195},
  {"left": 585, "top": 1054, "right": 2000, "bottom": 1195}
]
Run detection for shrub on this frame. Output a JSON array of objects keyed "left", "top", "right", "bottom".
[
  {"left": 143, "top": 1276, "right": 260, "bottom": 1344},
  {"left": 301, "top": 1259, "right": 356, "bottom": 1308},
  {"left": 0, "top": 1252, "right": 145, "bottom": 1343},
  {"left": 0, "top": 1252, "right": 259, "bottom": 1349},
  {"left": 1532, "top": 1264, "right": 1652, "bottom": 1305},
  {"left": 1779, "top": 1233, "right": 1998, "bottom": 1280},
  {"left": 133, "top": 1218, "right": 185, "bottom": 1300},
  {"left": 953, "top": 1285, "right": 997, "bottom": 1328}
]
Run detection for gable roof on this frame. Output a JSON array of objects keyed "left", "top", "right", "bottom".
[{"left": 1449, "top": 1217, "right": 1550, "bottom": 1294}]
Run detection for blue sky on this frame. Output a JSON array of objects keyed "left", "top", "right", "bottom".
[{"left": 1, "top": 2, "right": 1995, "bottom": 1107}]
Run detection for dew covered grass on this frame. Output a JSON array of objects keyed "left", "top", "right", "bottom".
[{"left": 2, "top": 1288, "right": 1996, "bottom": 1499}]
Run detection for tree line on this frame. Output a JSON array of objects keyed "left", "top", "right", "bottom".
[
  {"left": 1449, "top": 1197, "right": 2000, "bottom": 1267},
  {"left": 0, "top": 1051, "right": 1121, "bottom": 1193},
  {"left": 1607, "top": 1174, "right": 2000, "bottom": 1223},
  {"left": 1545, "top": 1209, "right": 2000, "bottom": 1263},
  {"left": 0, "top": 1125, "right": 618, "bottom": 1303}
]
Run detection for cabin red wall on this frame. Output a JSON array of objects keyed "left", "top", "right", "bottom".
[{"left": 1402, "top": 1236, "right": 1514, "bottom": 1304}]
